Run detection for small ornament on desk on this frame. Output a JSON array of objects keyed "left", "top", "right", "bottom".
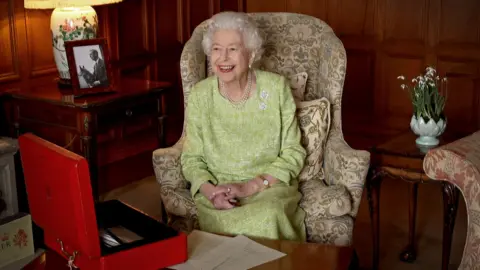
[
  {"left": 397, "top": 66, "right": 448, "bottom": 147},
  {"left": 61, "top": 95, "right": 75, "bottom": 104},
  {"left": 63, "top": 38, "right": 116, "bottom": 98}
]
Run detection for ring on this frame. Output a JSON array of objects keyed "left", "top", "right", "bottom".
[{"left": 227, "top": 188, "right": 231, "bottom": 193}]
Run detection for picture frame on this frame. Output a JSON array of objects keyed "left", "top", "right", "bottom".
[{"left": 64, "top": 38, "right": 115, "bottom": 96}]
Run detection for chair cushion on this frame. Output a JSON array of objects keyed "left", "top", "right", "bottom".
[
  {"left": 296, "top": 97, "right": 331, "bottom": 182},
  {"left": 305, "top": 214, "right": 354, "bottom": 246},
  {"left": 287, "top": 72, "right": 308, "bottom": 102},
  {"left": 299, "top": 178, "right": 352, "bottom": 219}
]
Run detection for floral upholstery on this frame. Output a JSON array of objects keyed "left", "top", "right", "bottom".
[
  {"left": 288, "top": 72, "right": 308, "bottom": 102},
  {"left": 153, "top": 12, "right": 370, "bottom": 246},
  {"left": 296, "top": 97, "right": 331, "bottom": 182},
  {"left": 424, "top": 131, "right": 480, "bottom": 269}
]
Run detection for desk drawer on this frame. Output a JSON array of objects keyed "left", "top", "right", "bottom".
[
  {"left": 17, "top": 101, "right": 77, "bottom": 129},
  {"left": 96, "top": 99, "right": 160, "bottom": 144},
  {"left": 97, "top": 100, "right": 158, "bottom": 129}
]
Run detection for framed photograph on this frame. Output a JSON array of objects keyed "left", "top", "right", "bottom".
[{"left": 65, "top": 38, "right": 115, "bottom": 96}]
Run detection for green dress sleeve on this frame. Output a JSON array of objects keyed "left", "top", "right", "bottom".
[
  {"left": 180, "top": 87, "right": 218, "bottom": 197},
  {"left": 264, "top": 76, "right": 307, "bottom": 185}
]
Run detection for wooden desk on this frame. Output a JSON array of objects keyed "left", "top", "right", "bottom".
[
  {"left": 2, "top": 78, "right": 171, "bottom": 200},
  {"left": 251, "top": 238, "right": 355, "bottom": 270},
  {"left": 366, "top": 132, "right": 460, "bottom": 270},
  {"left": 24, "top": 239, "right": 356, "bottom": 270}
]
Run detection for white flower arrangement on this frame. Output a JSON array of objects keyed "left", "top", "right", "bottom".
[{"left": 397, "top": 66, "right": 448, "bottom": 122}]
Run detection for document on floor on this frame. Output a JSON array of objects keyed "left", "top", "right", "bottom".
[{"left": 169, "top": 230, "right": 286, "bottom": 270}]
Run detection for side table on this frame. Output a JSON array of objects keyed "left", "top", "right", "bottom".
[
  {"left": 2, "top": 78, "right": 172, "bottom": 201},
  {"left": 367, "top": 132, "right": 460, "bottom": 270}
]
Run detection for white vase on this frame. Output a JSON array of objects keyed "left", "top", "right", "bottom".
[
  {"left": 410, "top": 115, "right": 447, "bottom": 146},
  {"left": 50, "top": 7, "right": 98, "bottom": 81}
]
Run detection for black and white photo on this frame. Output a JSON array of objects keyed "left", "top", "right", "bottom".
[
  {"left": 73, "top": 45, "right": 109, "bottom": 89},
  {"left": 65, "top": 38, "right": 115, "bottom": 96}
]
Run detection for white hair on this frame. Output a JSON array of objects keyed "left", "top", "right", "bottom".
[{"left": 202, "top": 12, "right": 263, "bottom": 64}]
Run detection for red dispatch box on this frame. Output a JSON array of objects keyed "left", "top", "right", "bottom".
[{"left": 18, "top": 133, "right": 188, "bottom": 270}]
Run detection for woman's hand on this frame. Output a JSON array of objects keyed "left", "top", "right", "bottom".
[
  {"left": 222, "top": 175, "right": 280, "bottom": 199},
  {"left": 199, "top": 182, "right": 236, "bottom": 210},
  {"left": 199, "top": 182, "right": 230, "bottom": 200},
  {"left": 221, "top": 179, "right": 261, "bottom": 199},
  {"left": 211, "top": 193, "right": 236, "bottom": 210}
]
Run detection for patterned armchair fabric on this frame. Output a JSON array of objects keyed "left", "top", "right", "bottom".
[
  {"left": 153, "top": 12, "right": 370, "bottom": 246},
  {"left": 424, "top": 131, "right": 480, "bottom": 269}
]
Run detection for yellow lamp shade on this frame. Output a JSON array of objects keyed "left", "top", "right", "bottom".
[
  {"left": 54, "top": 0, "right": 122, "bottom": 8},
  {"left": 24, "top": 0, "right": 122, "bottom": 9}
]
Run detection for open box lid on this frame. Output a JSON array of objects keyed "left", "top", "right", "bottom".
[{"left": 18, "top": 133, "right": 101, "bottom": 257}]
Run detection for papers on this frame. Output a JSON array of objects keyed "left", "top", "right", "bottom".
[
  {"left": 169, "top": 230, "right": 286, "bottom": 270},
  {"left": 99, "top": 226, "right": 144, "bottom": 247}
]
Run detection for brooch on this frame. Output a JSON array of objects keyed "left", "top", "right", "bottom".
[
  {"left": 259, "top": 89, "right": 269, "bottom": 110},
  {"left": 260, "top": 90, "right": 269, "bottom": 100}
]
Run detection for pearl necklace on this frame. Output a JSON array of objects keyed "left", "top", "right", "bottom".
[{"left": 219, "top": 71, "right": 252, "bottom": 110}]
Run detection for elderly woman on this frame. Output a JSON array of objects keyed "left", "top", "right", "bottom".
[{"left": 180, "top": 11, "right": 307, "bottom": 241}]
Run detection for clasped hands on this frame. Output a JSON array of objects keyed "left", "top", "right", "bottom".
[{"left": 199, "top": 178, "right": 263, "bottom": 210}]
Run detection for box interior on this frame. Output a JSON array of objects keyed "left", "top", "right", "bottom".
[{"left": 95, "top": 199, "right": 179, "bottom": 256}]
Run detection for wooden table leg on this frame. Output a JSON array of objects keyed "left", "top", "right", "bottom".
[
  {"left": 79, "top": 112, "right": 99, "bottom": 201},
  {"left": 367, "top": 170, "right": 382, "bottom": 270},
  {"left": 400, "top": 182, "right": 418, "bottom": 262},
  {"left": 441, "top": 182, "right": 459, "bottom": 270}
]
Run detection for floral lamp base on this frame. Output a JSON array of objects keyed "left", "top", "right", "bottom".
[{"left": 51, "top": 6, "right": 98, "bottom": 87}]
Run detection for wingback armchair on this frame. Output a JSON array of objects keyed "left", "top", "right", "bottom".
[
  {"left": 424, "top": 131, "right": 480, "bottom": 269},
  {"left": 153, "top": 12, "right": 370, "bottom": 246}
]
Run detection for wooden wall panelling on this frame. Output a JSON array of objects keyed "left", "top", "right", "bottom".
[
  {"left": 437, "top": 60, "right": 479, "bottom": 135},
  {"left": 373, "top": 0, "right": 428, "bottom": 130},
  {"left": 329, "top": 0, "right": 377, "bottom": 132},
  {"left": 432, "top": 0, "right": 480, "bottom": 136},
  {"left": 188, "top": 0, "right": 212, "bottom": 35},
  {"left": 246, "top": 0, "right": 286, "bottom": 12},
  {"left": 0, "top": 0, "right": 19, "bottom": 84},
  {"left": 97, "top": 5, "right": 120, "bottom": 63},
  {"left": 236, "top": 0, "right": 480, "bottom": 139},
  {"left": 116, "top": 0, "right": 156, "bottom": 79},
  {"left": 25, "top": 9, "right": 56, "bottom": 78},
  {"left": 286, "top": 0, "right": 327, "bottom": 21},
  {"left": 0, "top": 0, "right": 57, "bottom": 93},
  {"left": 329, "top": 0, "right": 375, "bottom": 38},
  {"left": 221, "top": 0, "right": 244, "bottom": 12},
  {"left": 155, "top": 0, "right": 191, "bottom": 144},
  {"left": 437, "top": 0, "right": 480, "bottom": 47}
]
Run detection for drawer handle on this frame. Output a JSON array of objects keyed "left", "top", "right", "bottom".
[{"left": 126, "top": 109, "right": 133, "bottom": 117}]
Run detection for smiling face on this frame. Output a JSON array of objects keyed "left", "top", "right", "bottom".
[{"left": 210, "top": 29, "right": 251, "bottom": 85}]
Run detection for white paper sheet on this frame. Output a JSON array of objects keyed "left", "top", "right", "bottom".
[{"left": 169, "top": 230, "right": 286, "bottom": 270}]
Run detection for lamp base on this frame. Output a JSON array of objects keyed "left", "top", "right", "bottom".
[{"left": 51, "top": 6, "right": 98, "bottom": 83}]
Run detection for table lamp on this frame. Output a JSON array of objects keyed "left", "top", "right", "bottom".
[{"left": 24, "top": 0, "right": 122, "bottom": 87}]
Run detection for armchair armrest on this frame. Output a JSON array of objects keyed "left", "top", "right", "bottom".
[
  {"left": 423, "top": 131, "right": 480, "bottom": 270},
  {"left": 152, "top": 140, "right": 187, "bottom": 190},
  {"left": 152, "top": 138, "right": 197, "bottom": 221},
  {"left": 424, "top": 131, "right": 480, "bottom": 183},
  {"left": 323, "top": 132, "right": 370, "bottom": 217}
]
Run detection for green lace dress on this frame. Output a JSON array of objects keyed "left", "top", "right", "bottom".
[{"left": 180, "top": 70, "right": 307, "bottom": 241}]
